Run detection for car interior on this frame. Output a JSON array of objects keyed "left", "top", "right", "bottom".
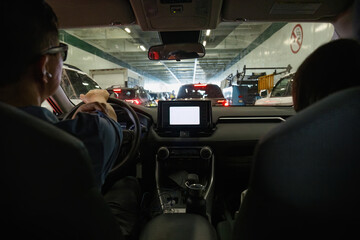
[{"left": 2, "top": 0, "right": 359, "bottom": 239}]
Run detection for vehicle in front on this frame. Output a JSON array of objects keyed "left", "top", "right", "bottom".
[
  {"left": 106, "top": 85, "right": 156, "bottom": 107},
  {"left": 176, "top": 83, "right": 229, "bottom": 106}
]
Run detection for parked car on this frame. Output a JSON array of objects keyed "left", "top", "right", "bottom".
[
  {"left": 61, "top": 64, "right": 101, "bottom": 104},
  {"left": 255, "top": 73, "right": 294, "bottom": 106},
  {"left": 106, "top": 85, "right": 156, "bottom": 107},
  {"left": 176, "top": 83, "right": 229, "bottom": 106}
]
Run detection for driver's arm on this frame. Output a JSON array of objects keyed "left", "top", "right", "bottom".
[{"left": 58, "top": 89, "right": 122, "bottom": 188}]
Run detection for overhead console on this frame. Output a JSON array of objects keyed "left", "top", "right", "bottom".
[
  {"left": 129, "top": 0, "right": 222, "bottom": 31},
  {"left": 156, "top": 100, "right": 213, "bottom": 137}
]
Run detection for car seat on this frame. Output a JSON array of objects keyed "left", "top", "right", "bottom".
[
  {"left": 0, "top": 102, "right": 124, "bottom": 239},
  {"left": 232, "top": 86, "right": 360, "bottom": 239}
]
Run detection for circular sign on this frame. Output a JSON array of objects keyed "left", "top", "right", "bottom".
[{"left": 290, "top": 24, "right": 303, "bottom": 54}]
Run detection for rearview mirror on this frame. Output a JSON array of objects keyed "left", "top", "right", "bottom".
[{"left": 148, "top": 43, "right": 205, "bottom": 61}]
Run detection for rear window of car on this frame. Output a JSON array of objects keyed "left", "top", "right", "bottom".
[
  {"left": 177, "top": 84, "right": 224, "bottom": 99},
  {"left": 115, "top": 89, "right": 136, "bottom": 99}
]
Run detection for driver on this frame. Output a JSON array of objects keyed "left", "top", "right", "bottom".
[{"left": 1, "top": 1, "right": 141, "bottom": 239}]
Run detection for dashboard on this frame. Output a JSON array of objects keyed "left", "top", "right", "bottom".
[
  {"left": 112, "top": 101, "right": 295, "bottom": 168},
  {"left": 110, "top": 100, "right": 295, "bottom": 219},
  {"left": 113, "top": 102, "right": 295, "bottom": 145}
]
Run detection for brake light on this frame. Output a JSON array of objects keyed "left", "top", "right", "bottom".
[
  {"left": 194, "top": 83, "right": 207, "bottom": 87},
  {"left": 113, "top": 88, "right": 122, "bottom": 93},
  {"left": 125, "top": 99, "right": 141, "bottom": 105},
  {"left": 217, "top": 99, "right": 229, "bottom": 107}
]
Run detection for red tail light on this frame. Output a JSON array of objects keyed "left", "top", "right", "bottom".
[
  {"left": 217, "top": 99, "right": 229, "bottom": 107},
  {"left": 125, "top": 99, "right": 141, "bottom": 105},
  {"left": 113, "top": 88, "right": 122, "bottom": 93}
]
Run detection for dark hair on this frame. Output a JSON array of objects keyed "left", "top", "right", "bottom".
[
  {"left": 292, "top": 38, "right": 360, "bottom": 112},
  {"left": 1, "top": 0, "right": 59, "bottom": 86}
]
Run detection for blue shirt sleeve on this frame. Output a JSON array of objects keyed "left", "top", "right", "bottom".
[
  {"left": 19, "top": 106, "right": 123, "bottom": 189},
  {"left": 55, "top": 111, "right": 123, "bottom": 189}
]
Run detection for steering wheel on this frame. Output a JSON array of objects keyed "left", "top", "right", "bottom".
[{"left": 63, "top": 97, "right": 141, "bottom": 176}]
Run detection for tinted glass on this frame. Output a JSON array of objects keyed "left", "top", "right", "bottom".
[
  {"left": 61, "top": 68, "right": 101, "bottom": 103},
  {"left": 177, "top": 85, "right": 224, "bottom": 99},
  {"left": 271, "top": 77, "right": 291, "bottom": 97},
  {"left": 116, "top": 89, "right": 136, "bottom": 99}
]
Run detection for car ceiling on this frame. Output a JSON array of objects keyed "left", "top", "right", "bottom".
[{"left": 47, "top": 0, "right": 354, "bottom": 85}]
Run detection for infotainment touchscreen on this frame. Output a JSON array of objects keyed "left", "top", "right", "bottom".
[
  {"left": 169, "top": 106, "right": 200, "bottom": 125},
  {"left": 157, "top": 100, "right": 212, "bottom": 134}
]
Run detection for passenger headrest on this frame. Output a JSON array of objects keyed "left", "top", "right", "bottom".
[{"left": 234, "top": 86, "right": 360, "bottom": 239}]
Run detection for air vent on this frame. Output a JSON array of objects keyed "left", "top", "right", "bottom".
[
  {"left": 161, "top": 0, "right": 192, "bottom": 3},
  {"left": 217, "top": 117, "right": 286, "bottom": 124}
]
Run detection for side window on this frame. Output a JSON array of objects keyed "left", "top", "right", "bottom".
[
  {"left": 285, "top": 79, "right": 293, "bottom": 97},
  {"left": 139, "top": 89, "right": 148, "bottom": 99},
  {"left": 271, "top": 77, "right": 290, "bottom": 97},
  {"left": 60, "top": 68, "right": 101, "bottom": 104},
  {"left": 66, "top": 70, "right": 100, "bottom": 96},
  {"left": 61, "top": 69, "right": 77, "bottom": 100}
]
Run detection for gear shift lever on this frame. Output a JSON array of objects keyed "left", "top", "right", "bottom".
[{"left": 185, "top": 174, "right": 207, "bottom": 218}]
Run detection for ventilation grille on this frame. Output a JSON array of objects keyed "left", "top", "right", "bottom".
[
  {"left": 160, "top": 0, "right": 192, "bottom": 3},
  {"left": 217, "top": 116, "right": 286, "bottom": 124}
]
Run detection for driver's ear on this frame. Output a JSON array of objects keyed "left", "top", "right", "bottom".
[{"left": 35, "top": 55, "right": 50, "bottom": 84}]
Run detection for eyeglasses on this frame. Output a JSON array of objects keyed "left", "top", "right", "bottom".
[{"left": 42, "top": 42, "right": 68, "bottom": 61}]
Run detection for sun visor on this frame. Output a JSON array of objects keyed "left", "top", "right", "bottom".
[
  {"left": 222, "top": 0, "right": 354, "bottom": 22},
  {"left": 129, "top": 0, "right": 222, "bottom": 31},
  {"left": 47, "top": 0, "right": 136, "bottom": 28}
]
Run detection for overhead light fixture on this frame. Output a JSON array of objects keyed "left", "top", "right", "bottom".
[
  {"left": 124, "top": 27, "right": 131, "bottom": 33},
  {"left": 140, "top": 45, "right": 146, "bottom": 51},
  {"left": 202, "top": 41, "right": 207, "bottom": 47},
  {"left": 206, "top": 29, "right": 211, "bottom": 36}
]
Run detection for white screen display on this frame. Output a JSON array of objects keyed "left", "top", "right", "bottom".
[{"left": 169, "top": 106, "right": 200, "bottom": 125}]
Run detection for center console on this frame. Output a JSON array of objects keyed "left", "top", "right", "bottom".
[
  {"left": 156, "top": 145, "right": 214, "bottom": 217},
  {"left": 139, "top": 100, "right": 217, "bottom": 240},
  {"left": 154, "top": 100, "right": 215, "bottom": 219}
]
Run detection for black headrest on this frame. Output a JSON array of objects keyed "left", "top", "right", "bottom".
[
  {"left": 0, "top": 102, "right": 123, "bottom": 239},
  {"left": 234, "top": 87, "right": 360, "bottom": 239}
]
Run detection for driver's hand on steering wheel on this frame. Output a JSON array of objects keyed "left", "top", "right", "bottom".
[
  {"left": 71, "top": 90, "right": 118, "bottom": 121},
  {"left": 80, "top": 89, "right": 109, "bottom": 104}
]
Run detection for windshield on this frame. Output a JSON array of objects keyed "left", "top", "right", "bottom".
[{"left": 59, "top": 22, "right": 334, "bottom": 107}]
